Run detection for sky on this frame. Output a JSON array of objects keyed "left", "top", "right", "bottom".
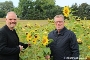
[{"left": 0, "top": 0, "right": 90, "bottom": 7}]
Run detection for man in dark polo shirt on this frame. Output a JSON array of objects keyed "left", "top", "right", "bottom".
[{"left": 48, "top": 14, "right": 79, "bottom": 60}]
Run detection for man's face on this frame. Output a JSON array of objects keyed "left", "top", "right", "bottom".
[
  {"left": 54, "top": 17, "right": 64, "bottom": 30},
  {"left": 6, "top": 13, "right": 17, "bottom": 29}
]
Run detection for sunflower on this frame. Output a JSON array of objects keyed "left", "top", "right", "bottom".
[
  {"left": 88, "top": 46, "right": 90, "bottom": 49},
  {"left": 63, "top": 6, "right": 70, "bottom": 17},
  {"left": 32, "top": 38, "right": 37, "bottom": 44},
  {"left": 43, "top": 31, "right": 48, "bottom": 35},
  {"left": 34, "top": 34, "right": 39, "bottom": 40},
  {"left": 42, "top": 36, "right": 49, "bottom": 46},
  {"left": 26, "top": 33, "right": 32, "bottom": 41},
  {"left": 22, "top": 27, "right": 25, "bottom": 31},
  {"left": 77, "top": 38, "right": 82, "bottom": 44}
]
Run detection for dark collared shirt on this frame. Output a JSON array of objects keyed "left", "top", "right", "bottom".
[{"left": 48, "top": 27, "right": 79, "bottom": 60}]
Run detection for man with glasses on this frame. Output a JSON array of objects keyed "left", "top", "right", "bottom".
[
  {"left": 0, "top": 11, "right": 29, "bottom": 60},
  {"left": 47, "top": 14, "right": 79, "bottom": 60}
]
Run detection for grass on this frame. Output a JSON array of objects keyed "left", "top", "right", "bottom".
[{"left": 0, "top": 18, "right": 48, "bottom": 28}]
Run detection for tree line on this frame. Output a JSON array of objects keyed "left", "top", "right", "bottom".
[{"left": 0, "top": 0, "right": 90, "bottom": 20}]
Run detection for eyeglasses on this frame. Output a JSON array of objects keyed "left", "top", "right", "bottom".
[{"left": 54, "top": 21, "right": 64, "bottom": 23}]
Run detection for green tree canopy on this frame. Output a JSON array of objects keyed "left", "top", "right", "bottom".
[{"left": 0, "top": 1, "right": 14, "bottom": 17}]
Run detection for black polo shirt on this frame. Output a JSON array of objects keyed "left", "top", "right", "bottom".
[{"left": 48, "top": 27, "right": 79, "bottom": 60}]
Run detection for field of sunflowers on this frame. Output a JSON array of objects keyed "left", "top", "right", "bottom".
[
  {"left": 0, "top": 6, "right": 90, "bottom": 60},
  {"left": 16, "top": 6, "right": 90, "bottom": 60},
  {"left": 14, "top": 16, "right": 90, "bottom": 60}
]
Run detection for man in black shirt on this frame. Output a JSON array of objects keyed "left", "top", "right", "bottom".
[
  {"left": 48, "top": 14, "right": 79, "bottom": 60},
  {"left": 0, "top": 11, "right": 29, "bottom": 60}
]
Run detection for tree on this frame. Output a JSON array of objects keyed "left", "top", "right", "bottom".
[
  {"left": 85, "top": 5, "right": 90, "bottom": 19},
  {"left": 18, "top": 0, "right": 35, "bottom": 19},
  {"left": 18, "top": 0, "right": 56, "bottom": 20},
  {"left": 0, "top": 1, "right": 14, "bottom": 14},
  {"left": 71, "top": 3, "right": 78, "bottom": 16},
  {"left": 0, "top": 10, "right": 5, "bottom": 18},
  {"left": 78, "top": 3, "right": 89, "bottom": 19}
]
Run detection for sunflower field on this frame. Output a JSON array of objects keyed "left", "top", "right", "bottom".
[{"left": 14, "top": 6, "right": 90, "bottom": 60}]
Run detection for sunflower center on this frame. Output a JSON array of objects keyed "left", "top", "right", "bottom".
[
  {"left": 43, "top": 39, "right": 46, "bottom": 43},
  {"left": 65, "top": 10, "right": 68, "bottom": 14}
]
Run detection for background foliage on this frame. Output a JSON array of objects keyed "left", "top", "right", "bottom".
[{"left": 0, "top": 0, "right": 90, "bottom": 20}]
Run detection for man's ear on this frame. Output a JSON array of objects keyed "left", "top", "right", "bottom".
[{"left": 6, "top": 18, "right": 7, "bottom": 20}]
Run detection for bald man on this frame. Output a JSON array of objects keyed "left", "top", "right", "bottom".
[{"left": 0, "top": 11, "right": 28, "bottom": 60}]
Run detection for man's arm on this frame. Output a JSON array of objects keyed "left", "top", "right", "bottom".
[
  {"left": 19, "top": 42, "right": 28, "bottom": 49},
  {"left": 0, "top": 31, "right": 20, "bottom": 55},
  {"left": 70, "top": 32, "right": 79, "bottom": 60}
]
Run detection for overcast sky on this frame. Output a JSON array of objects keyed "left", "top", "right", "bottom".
[{"left": 0, "top": 0, "right": 90, "bottom": 7}]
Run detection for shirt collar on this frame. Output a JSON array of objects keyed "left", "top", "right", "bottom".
[
  {"left": 54, "top": 27, "right": 67, "bottom": 36},
  {"left": 4, "top": 25, "right": 15, "bottom": 32}
]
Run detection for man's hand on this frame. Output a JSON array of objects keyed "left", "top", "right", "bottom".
[
  {"left": 28, "top": 42, "right": 31, "bottom": 47},
  {"left": 45, "top": 55, "right": 50, "bottom": 60},
  {"left": 19, "top": 45, "right": 23, "bottom": 51}
]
